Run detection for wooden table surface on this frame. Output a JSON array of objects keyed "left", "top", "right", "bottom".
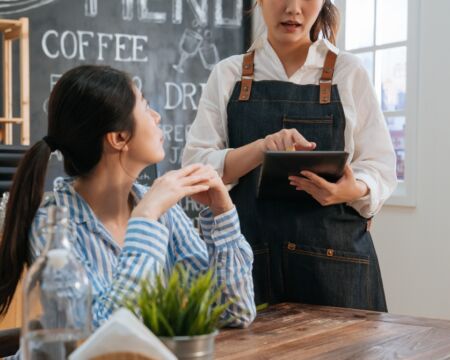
[{"left": 215, "top": 303, "right": 450, "bottom": 360}]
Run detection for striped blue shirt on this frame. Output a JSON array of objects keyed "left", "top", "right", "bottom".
[{"left": 29, "top": 177, "right": 256, "bottom": 329}]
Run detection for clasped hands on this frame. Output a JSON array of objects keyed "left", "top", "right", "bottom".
[{"left": 132, "top": 163, "right": 233, "bottom": 221}]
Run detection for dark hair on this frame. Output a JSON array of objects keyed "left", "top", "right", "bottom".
[
  {"left": 0, "top": 65, "right": 136, "bottom": 316},
  {"left": 310, "top": 0, "right": 340, "bottom": 45}
]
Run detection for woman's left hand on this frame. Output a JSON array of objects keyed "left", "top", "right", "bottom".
[
  {"left": 190, "top": 165, "right": 234, "bottom": 216},
  {"left": 288, "top": 164, "right": 369, "bottom": 206}
]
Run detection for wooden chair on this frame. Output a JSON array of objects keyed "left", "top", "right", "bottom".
[{"left": 0, "top": 145, "right": 29, "bottom": 195}]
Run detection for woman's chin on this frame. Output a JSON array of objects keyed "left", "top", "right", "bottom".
[
  {"left": 138, "top": 150, "right": 165, "bottom": 169},
  {"left": 156, "top": 150, "right": 165, "bottom": 163}
]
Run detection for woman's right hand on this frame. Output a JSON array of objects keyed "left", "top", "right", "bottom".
[
  {"left": 260, "top": 128, "right": 316, "bottom": 152},
  {"left": 222, "top": 128, "right": 316, "bottom": 185},
  {"left": 131, "top": 163, "right": 211, "bottom": 221}
]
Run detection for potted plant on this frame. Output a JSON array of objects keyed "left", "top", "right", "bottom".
[{"left": 129, "top": 265, "right": 234, "bottom": 360}]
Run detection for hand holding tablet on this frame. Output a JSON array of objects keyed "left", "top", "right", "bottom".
[{"left": 257, "top": 151, "right": 349, "bottom": 200}]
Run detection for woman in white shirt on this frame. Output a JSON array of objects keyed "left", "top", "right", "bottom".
[{"left": 182, "top": 0, "right": 397, "bottom": 311}]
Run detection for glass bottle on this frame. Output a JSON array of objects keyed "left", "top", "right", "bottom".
[{"left": 21, "top": 206, "right": 92, "bottom": 360}]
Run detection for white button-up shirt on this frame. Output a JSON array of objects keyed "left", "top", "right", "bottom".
[{"left": 182, "top": 35, "right": 397, "bottom": 218}]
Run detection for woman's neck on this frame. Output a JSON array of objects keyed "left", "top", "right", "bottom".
[
  {"left": 73, "top": 162, "right": 138, "bottom": 244},
  {"left": 268, "top": 36, "right": 312, "bottom": 78}
]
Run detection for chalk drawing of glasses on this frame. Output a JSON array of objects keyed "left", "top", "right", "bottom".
[
  {"left": 173, "top": 28, "right": 220, "bottom": 73},
  {"left": 172, "top": 28, "right": 203, "bottom": 74},
  {"left": 198, "top": 30, "right": 219, "bottom": 71},
  {"left": 0, "top": 0, "right": 58, "bottom": 14}
]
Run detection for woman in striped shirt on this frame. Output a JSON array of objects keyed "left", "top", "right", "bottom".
[{"left": 0, "top": 65, "right": 256, "bottom": 329}]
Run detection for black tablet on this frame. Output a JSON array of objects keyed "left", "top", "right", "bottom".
[{"left": 257, "top": 151, "right": 349, "bottom": 200}]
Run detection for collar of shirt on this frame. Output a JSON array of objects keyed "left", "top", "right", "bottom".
[
  {"left": 51, "top": 177, "right": 147, "bottom": 237},
  {"left": 247, "top": 31, "right": 340, "bottom": 81}
]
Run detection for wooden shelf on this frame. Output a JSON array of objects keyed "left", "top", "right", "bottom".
[{"left": 0, "top": 17, "right": 30, "bottom": 145}]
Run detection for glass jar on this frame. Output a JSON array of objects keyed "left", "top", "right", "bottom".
[{"left": 21, "top": 206, "right": 91, "bottom": 360}]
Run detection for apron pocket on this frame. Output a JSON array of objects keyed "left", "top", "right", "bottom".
[
  {"left": 283, "top": 116, "right": 333, "bottom": 149},
  {"left": 252, "top": 245, "right": 272, "bottom": 305},
  {"left": 283, "top": 242, "right": 371, "bottom": 309}
]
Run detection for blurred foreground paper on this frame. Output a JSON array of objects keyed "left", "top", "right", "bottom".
[{"left": 69, "top": 308, "right": 177, "bottom": 360}]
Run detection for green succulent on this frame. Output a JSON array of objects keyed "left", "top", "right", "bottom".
[{"left": 128, "top": 264, "right": 234, "bottom": 337}]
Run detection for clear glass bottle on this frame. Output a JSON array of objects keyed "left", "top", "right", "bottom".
[{"left": 21, "top": 206, "right": 92, "bottom": 360}]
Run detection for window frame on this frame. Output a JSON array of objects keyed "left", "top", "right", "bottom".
[{"left": 334, "top": 0, "right": 420, "bottom": 207}]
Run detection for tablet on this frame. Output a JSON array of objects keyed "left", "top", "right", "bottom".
[{"left": 257, "top": 151, "right": 349, "bottom": 200}]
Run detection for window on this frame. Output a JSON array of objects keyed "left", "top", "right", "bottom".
[{"left": 335, "top": 0, "right": 419, "bottom": 206}]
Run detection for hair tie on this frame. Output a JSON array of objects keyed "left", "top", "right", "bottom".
[{"left": 43, "top": 135, "right": 59, "bottom": 152}]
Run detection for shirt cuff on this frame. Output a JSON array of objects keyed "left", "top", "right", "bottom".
[
  {"left": 207, "top": 148, "right": 239, "bottom": 190},
  {"left": 199, "top": 207, "right": 242, "bottom": 248},
  {"left": 207, "top": 148, "right": 233, "bottom": 177},
  {"left": 123, "top": 217, "right": 170, "bottom": 264},
  {"left": 348, "top": 172, "right": 379, "bottom": 218}
]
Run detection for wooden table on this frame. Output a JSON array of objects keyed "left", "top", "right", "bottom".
[{"left": 215, "top": 303, "right": 450, "bottom": 359}]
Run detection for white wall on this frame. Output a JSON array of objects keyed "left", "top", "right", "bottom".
[{"left": 373, "top": 0, "right": 450, "bottom": 320}]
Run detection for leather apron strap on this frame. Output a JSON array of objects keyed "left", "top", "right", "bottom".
[
  {"left": 239, "top": 49, "right": 338, "bottom": 104},
  {"left": 239, "top": 51, "right": 255, "bottom": 101},
  {"left": 319, "top": 50, "right": 338, "bottom": 104}
]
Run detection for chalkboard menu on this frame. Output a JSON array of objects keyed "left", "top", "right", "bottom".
[{"left": 1, "top": 0, "right": 251, "bottom": 217}]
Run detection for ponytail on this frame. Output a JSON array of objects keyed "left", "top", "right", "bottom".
[
  {"left": 310, "top": 0, "right": 340, "bottom": 45},
  {"left": 0, "top": 64, "right": 136, "bottom": 317},
  {"left": 0, "top": 140, "right": 51, "bottom": 316}
]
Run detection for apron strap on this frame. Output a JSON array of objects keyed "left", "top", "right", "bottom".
[
  {"left": 319, "top": 50, "right": 338, "bottom": 104},
  {"left": 239, "top": 51, "right": 255, "bottom": 101},
  {"left": 239, "top": 50, "right": 337, "bottom": 103}
]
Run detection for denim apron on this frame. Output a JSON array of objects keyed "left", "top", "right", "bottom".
[{"left": 227, "top": 51, "right": 387, "bottom": 311}]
